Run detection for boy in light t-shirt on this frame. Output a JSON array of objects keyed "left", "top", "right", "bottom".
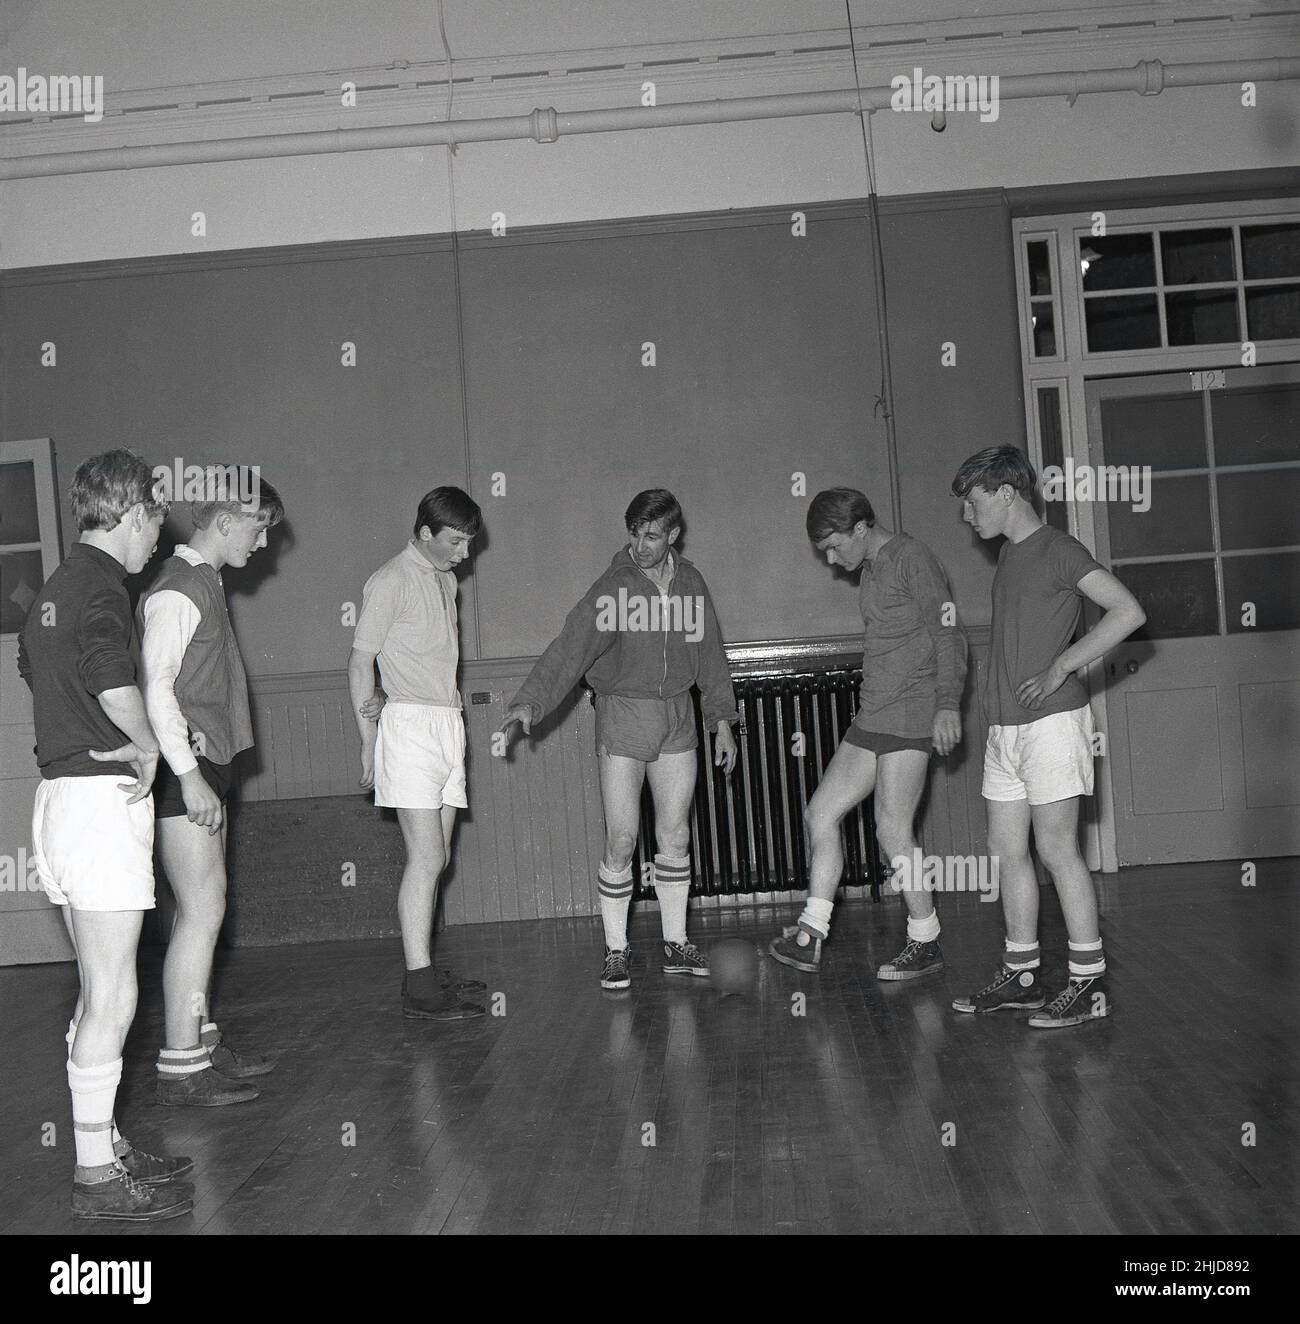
[{"left": 348, "top": 487, "right": 487, "bottom": 1021}]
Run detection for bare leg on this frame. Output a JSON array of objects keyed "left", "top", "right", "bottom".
[
  {"left": 156, "top": 814, "right": 227, "bottom": 1049},
  {"left": 646, "top": 749, "right": 697, "bottom": 945},
  {"left": 872, "top": 749, "right": 931, "bottom": 921},
  {"left": 803, "top": 740, "right": 879, "bottom": 902},
  {"left": 986, "top": 797, "right": 1036, "bottom": 944},
  {"left": 597, "top": 753, "right": 649, "bottom": 872},
  {"left": 66, "top": 908, "right": 144, "bottom": 1069},
  {"left": 1029, "top": 796, "right": 1099, "bottom": 943},
  {"left": 396, "top": 807, "right": 448, "bottom": 969}
]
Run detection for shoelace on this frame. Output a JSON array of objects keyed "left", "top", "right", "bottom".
[
  {"left": 977, "top": 967, "right": 1020, "bottom": 997},
  {"left": 894, "top": 940, "right": 924, "bottom": 964},
  {"left": 1045, "top": 982, "right": 1084, "bottom": 1015}
]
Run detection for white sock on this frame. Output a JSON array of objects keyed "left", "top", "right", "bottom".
[
  {"left": 598, "top": 861, "right": 633, "bottom": 950},
  {"left": 906, "top": 908, "right": 941, "bottom": 944},
  {"left": 68, "top": 1058, "right": 122, "bottom": 1170},
  {"left": 653, "top": 853, "right": 692, "bottom": 946},
  {"left": 797, "top": 896, "right": 834, "bottom": 943}
]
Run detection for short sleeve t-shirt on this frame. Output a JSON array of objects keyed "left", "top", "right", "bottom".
[
  {"left": 986, "top": 524, "right": 1104, "bottom": 727},
  {"left": 353, "top": 542, "right": 461, "bottom": 707}
]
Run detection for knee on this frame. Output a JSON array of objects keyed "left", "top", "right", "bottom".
[
  {"left": 1034, "top": 832, "right": 1080, "bottom": 874},
  {"left": 873, "top": 810, "right": 913, "bottom": 862},
  {"left": 803, "top": 803, "right": 840, "bottom": 841},
  {"left": 604, "top": 831, "right": 637, "bottom": 870},
  {"left": 176, "top": 889, "right": 227, "bottom": 938},
  {"left": 655, "top": 825, "right": 689, "bottom": 859},
  {"left": 84, "top": 981, "right": 137, "bottom": 1034}
]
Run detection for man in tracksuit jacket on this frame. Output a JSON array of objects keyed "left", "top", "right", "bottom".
[{"left": 498, "top": 489, "right": 738, "bottom": 991}]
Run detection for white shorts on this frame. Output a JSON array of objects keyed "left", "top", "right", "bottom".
[
  {"left": 31, "top": 776, "right": 156, "bottom": 911},
  {"left": 374, "top": 703, "right": 468, "bottom": 811},
  {"left": 982, "top": 705, "right": 1096, "bottom": 805}
]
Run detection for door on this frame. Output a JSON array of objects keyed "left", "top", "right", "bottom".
[{"left": 1085, "top": 365, "right": 1300, "bottom": 864}]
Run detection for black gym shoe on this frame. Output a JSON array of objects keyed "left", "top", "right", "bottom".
[
  {"left": 402, "top": 976, "right": 485, "bottom": 1021},
  {"left": 876, "top": 938, "right": 944, "bottom": 982},
  {"left": 156, "top": 1066, "right": 260, "bottom": 1107},
  {"left": 600, "top": 946, "right": 631, "bottom": 990},
  {"left": 768, "top": 923, "right": 822, "bottom": 972},
  {"left": 210, "top": 1040, "right": 277, "bottom": 1078},
  {"left": 1029, "top": 976, "right": 1111, "bottom": 1028},
  {"left": 662, "top": 940, "right": 709, "bottom": 977},
  {"left": 116, "top": 1141, "right": 193, "bottom": 1186},
  {"left": 951, "top": 965, "right": 1046, "bottom": 1014},
  {"left": 72, "top": 1162, "right": 193, "bottom": 1222}
]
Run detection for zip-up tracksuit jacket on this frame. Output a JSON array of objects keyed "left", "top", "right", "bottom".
[{"left": 511, "top": 548, "right": 739, "bottom": 732}]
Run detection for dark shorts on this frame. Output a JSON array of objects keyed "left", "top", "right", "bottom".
[
  {"left": 154, "top": 755, "right": 235, "bottom": 818},
  {"left": 595, "top": 692, "right": 698, "bottom": 762},
  {"left": 843, "top": 725, "right": 932, "bottom": 756}
]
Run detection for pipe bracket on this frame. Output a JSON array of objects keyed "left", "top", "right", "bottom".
[{"left": 530, "top": 107, "right": 559, "bottom": 143}]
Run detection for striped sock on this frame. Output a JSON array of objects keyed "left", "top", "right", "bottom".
[
  {"left": 653, "top": 853, "right": 692, "bottom": 945},
  {"left": 1068, "top": 937, "right": 1106, "bottom": 978},
  {"left": 66, "top": 1020, "right": 121, "bottom": 1146},
  {"left": 157, "top": 1044, "right": 211, "bottom": 1080},
  {"left": 598, "top": 861, "right": 633, "bottom": 950},
  {"left": 68, "top": 1058, "right": 122, "bottom": 1170},
  {"left": 1004, "top": 938, "right": 1040, "bottom": 971},
  {"left": 200, "top": 1021, "right": 221, "bottom": 1050}
]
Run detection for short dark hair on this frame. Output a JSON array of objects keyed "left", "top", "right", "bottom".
[
  {"left": 414, "top": 486, "right": 482, "bottom": 540},
  {"left": 951, "top": 446, "right": 1036, "bottom": 499},
  {"left": 191, "top": 466, "right": 284, "bottom": 529},
  {"left": 71, "top": 449, "right": 169, "bottom": 532},
  {"left": 806, "top": 487, "right": 875, "bottom": 542},
  {"left": 625, "top": 489, "right": 682, "bottom": 537}
]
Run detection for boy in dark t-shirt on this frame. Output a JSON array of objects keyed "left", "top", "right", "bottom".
[
  {"left": 17, "top": 449, "right": 192, "bottom": 1220},
  {"left": 949, "top": 446, "right": 1145, "bottom": 1028}
]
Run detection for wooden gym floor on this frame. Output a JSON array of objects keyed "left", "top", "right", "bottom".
[{"left": 1, "top": 860, "right": 1295, "bottom": 1235}]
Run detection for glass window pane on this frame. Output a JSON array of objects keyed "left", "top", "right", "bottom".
[
  {"left": 1085, "top": 294, "right": 1161, "bottom": 351},
  {"left": 1165, "top": 289, "right": 1239, "bottom": 346},
  {"left": 1027, "top": 240, "right": 1052, "bottom": 296},
  {"left": 1031, "top": 300, "right": 1056, "bottom": 357},
  {"left": 1245, "top": 285, "right": 1300, "bottom": 342},
  {"left": 1224, "top": 552, "right": 1300, "bottom": 633},
  {"left": 1100, "top": 393, "right": 1205, "bottom": 470},
  {"left": 0, "top": 462, "right": 40, "bottom": 544},
  {"left": 1241, "top": 224, "right": 1300, "bottom": 280},
  {"left": 1212, "top": 384, "right": 1300, "bottom": 466},
  {"left": 1217, "top": 469, "right": 1300, "bottom": 550},
  {"left": 1080, "top": 233, "right": 1155, "bottom": 292},
  {"left": 1160, "top": 228, "right": 1235, "bottom": 285},
  {"left": 1116, "top": 559, "right": 1218, "bottom": 639},
  {"left": 1, "top": 548, "right": 45, "bottom": 633},
  {"left": 1108, "top": 475, "right": 1212, "bottom": 558},
  {"left": 1036, "top": 387, "right": 1068, "bottom": 533}
]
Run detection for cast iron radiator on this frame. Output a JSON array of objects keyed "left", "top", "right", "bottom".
[{"left": 631, "top": 666, "right": 885, "bottom": 900}]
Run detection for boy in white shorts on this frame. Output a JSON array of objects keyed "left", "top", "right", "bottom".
[
  {"left": 949, "top": 446, "right": 1145, "bottom": 1028},
  {"left": 17, "top": 449, "right": 192, "bottom": 1220},
  {"left": 348, "top": 487, "right": 487, "bottom": 1021}
]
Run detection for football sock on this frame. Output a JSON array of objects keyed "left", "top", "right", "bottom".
[
  {"left": 598, "top": 860, "right": 633, "bottom": 950},
  {"left": 1004, "top": 938, "right": 1040, "bottom": 971},
  {"left": 796, "top": 896, "right": 834, "bottom": 945},
  {"left": 653, "top": 853, "right": 692, "bottom": 945},
  {"left": 906, "top": 907, "right": 941, "bottom": 944}
]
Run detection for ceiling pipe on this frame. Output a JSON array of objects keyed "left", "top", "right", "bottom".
[{"left": 2, "top": 56, "right": 1298, "bottom": 179}]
